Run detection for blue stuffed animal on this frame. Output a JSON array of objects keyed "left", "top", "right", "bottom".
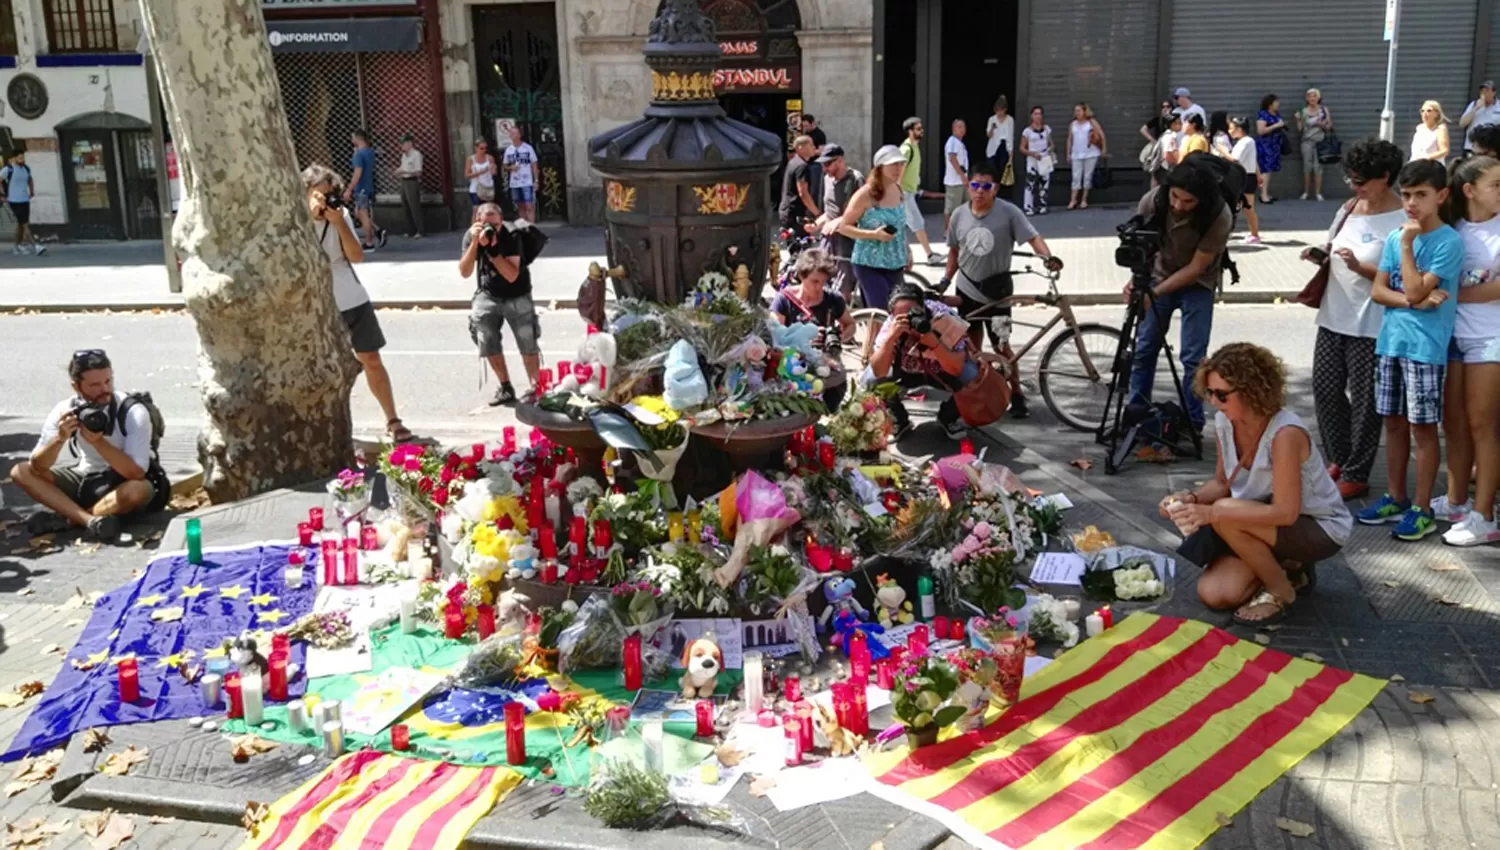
[{"left": 818, "top": 576, "right": 868, "bottom": 632}]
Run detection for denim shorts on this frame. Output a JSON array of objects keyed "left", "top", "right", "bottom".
[
  {"left": 1448, "top": 335, "right": 1500, "bottom": 364},
  {"left": 353, "top": 189, "right": 374, "bottom": 212},
  {"left": 510, "top": 186, "right": 536, "bottom": 205},
  {"left": 1375, "top": 355, "right": 1445, "bottom": 424}
]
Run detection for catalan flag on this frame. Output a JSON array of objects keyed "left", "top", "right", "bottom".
[
  {"left": 863, "top": 614, "right": 1385, "bottom": 850},
  {"left": 239, "top": 750, "right": 520, "bottom": 850}
]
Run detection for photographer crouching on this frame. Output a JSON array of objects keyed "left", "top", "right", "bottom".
[
  {"left": 1124, "top": 155, "right": 1233, "bottom": 432},
  {"left": 10, "top": 350, "right": 169, "bottom": 541},
  {"left": 461, "top": 203, "right": 541, "bottom": 405}
]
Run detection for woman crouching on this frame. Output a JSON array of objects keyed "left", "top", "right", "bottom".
[{"left": 1160, "top": 343, "right": 1352, "bottom": 625}]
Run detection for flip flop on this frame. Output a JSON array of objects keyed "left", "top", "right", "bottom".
[
  {"left": 1232, "top": 590, "right": 1291, "bottom": 626},
  {"left": 387, "top": 418, "right": 415, "bottom": 444}
]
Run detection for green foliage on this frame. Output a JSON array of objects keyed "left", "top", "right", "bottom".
[
  {"left": 583, "top": 761, "right": 671, "bottom": 829},
  {"left": 744, "top": 545, "right": 801, "bottom": 604},
  {"left": 537, "top": 606, "right": 575, "bottom": 649},
  {"left": 891, "top": 654, "right": 963, "bottom": 731}
]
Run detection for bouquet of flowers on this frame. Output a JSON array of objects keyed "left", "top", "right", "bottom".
[
  {"left": 628, "top": 395, "right": 691, "bottom": 509},
  {"left": 638, "top": 545, "right": 733, "bottom": 615},
  {"left": 932, "top": 500, "right": 1026, "bottom": 614},
  {"left": 609, "top": 580, "right": 664, "bottom": 629},
  {"left": 590, "top": 489, "right": 668, "bottom": 556},
  {"left": 327, "top": 467, "right": 371, "bottom": 520},
  {"left": 557, "top": 594, "right": 624, "bottom": 674},
  {"left": 822, "top": 389, "right": 893, "bottom": 455},
  {"left": 892, "top": 654, "right": 966, "bottom": 747},
  {"left": 969, "top": 606, "right": 1028, "bottom": 703},
  {"left": 684, "top": 271, "right": 748, "bottom": 317},
  {"left": 742, "top": 544, "right": 802, "bottom": 608},
  {"left": 1080, "top": 548, "right": 1172, "bottom": 604},
  {"left": 1026, "top": 593, "right": 1081, "bottom": 648},
  {"left": 715, "top": 471, "right": 802, "bottom": 588},
  {"left": 948, "top": 647, "right": 1000, "bottom": 731}
]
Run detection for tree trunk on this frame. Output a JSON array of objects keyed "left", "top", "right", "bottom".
[{"left": 138, "top": 0, "right": 361, "bottom": 502}]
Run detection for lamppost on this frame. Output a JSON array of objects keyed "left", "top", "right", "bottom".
[{"left": 1380, "top": 0, "right": 1402, "bottom": 143}]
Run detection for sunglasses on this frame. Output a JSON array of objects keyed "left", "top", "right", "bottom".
[
  {"left": 969, "top": 181, "right": 995, "bottom": 191},
  {"left": 1204, "top": 387, "right": 1238, "bottom": 404},
  {"left": 1344, "top": 174, "right": 1369, "bottom": 187},
  {"left": 72, "top": 349, "right": 106, "bottom": 362}
]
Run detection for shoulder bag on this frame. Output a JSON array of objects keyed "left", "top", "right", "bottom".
[
  {"left": 952, "top": 358, "right": 1012, "bottom": 427},
  {"left": 1316, "top": 133, "right": 1343, "bottom": 165},
  {"left": 1293, "top": 200, "right": 1357, "bottom": 308},
  {"left": 1091, "top": 155, "right": 1113, "bottom": 190}
]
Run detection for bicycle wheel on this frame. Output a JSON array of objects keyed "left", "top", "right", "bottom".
[
  {"left": 1038, "top": 322, "right": 1122, "bottom": 433},
  {"left": 841, "top": 308, "right": 889, "bottom": 374},
  {"left": 903, "top": 269, "right": 931, "bottom": 291}
]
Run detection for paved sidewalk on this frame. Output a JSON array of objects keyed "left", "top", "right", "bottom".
[{"left": 0, "top": 202, "right": 1342, "bottom": 311}]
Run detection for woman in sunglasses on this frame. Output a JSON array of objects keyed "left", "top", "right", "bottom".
[
  {"left": 1159, "top": 344, "right": 1352, "bottom": 625},
  {"left": 1299, "top": 139, "right": 1406, "bottom": 501}
]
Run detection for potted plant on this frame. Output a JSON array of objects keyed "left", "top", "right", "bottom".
[{"left": 892, "top": 653, "right": 965, "bottom": 748}]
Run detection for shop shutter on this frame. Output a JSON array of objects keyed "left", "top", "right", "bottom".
[
  {"left": 1169, "top": 0, "right": 1478, "bottom": 158},
  {"left": 1027, "top": 0, "right": 1161, "bottom": 169},
  {"left": 1487, "top": 0, "right": 1500, "bottom": 90}
]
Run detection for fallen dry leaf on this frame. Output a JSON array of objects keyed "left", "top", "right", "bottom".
[
  {"left": 1427, "top": 562, "right": 1461, "bottom": 572},
  {"left": 1069, "top": 457, "right": 1093, "bottom": 471},
  {"left": 242, "top": 801, "right": 271, "bottom": 833},
  {"left": 1408, "top": 690, "right": 1436, "bottom": 705},
  {"left": 58, "top": 589, "right": 93, "bottom": 611},
  {"left": 714, "top": 743, "right": 745, "bottom": 767},
  {"left": 1381, "top": 580, "right": 1401, "bottom": 588},
  {"left": 1252, "top": 633, "right": 1272, "bottom": 646},
  {"left": 82, "top": 729, "right": 110, "bottom": 753},
  {"left": 1215, "top": 811, "right": 1234, "bottom": 828},
  {"left": 1301, "top": 652, "right": 1325, "bottom": 663},
  {"left": 4, "top": 817, "right": 70, "bottom": 849},
  {"left": 748, "top": 775, "right": 778, "bottom": 798},
  {"left": 135, "top": 530, "right": 164, "bottom": 549},
  {"left": 0, "top": 694, "right": 23, "bottom": 709},
  {"left": 1274, "top": 816, "right": 1316, "bottom": 838},
  {"left": 38, "top": 645, "right": 60, "bottom": 656},
  {"left": 1432, "top": 596, "right": 1460, "bottom": 606},
  {"left": 98, "top": 745, "right": 150, "bottom": 776},
  {"left": 147, "top": 815, "right": 174, "bottom": 825},
  {"left": 1389, "top": 673, "right": 1406, "bottom": 683},
  {"left": 77, "top": 809, "right": 132, "bottom": 850},
  {"left": 17, "top": 588, "right": 34, "bottom": 597},
  {"left": 15, "top": 681, "right": 43, "bottom": 699},
  {"left": 24, "top": 535, "right": 56, "bottom": 553},
  {"left": 5, "top": 750, "right": 63, "bottom": 797},
  {"left": 229, "top": 736, "right": 279, "bottom": 760}
]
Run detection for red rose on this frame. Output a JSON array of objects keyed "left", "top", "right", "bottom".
[
  {"left": 445, "top": 453, "right": 462, "bottom": 471},
  {"left": 462, "top": 465, "right": 480, "bottom": 481},
  {"left": 418, "top": 477, "right": 434, "bottom": 494},
  {"left": 432, "top": 487, "right": 450, "bottom": 506},
  {"left": 440, "top": 467, "right": 455, "bottom": 486}
]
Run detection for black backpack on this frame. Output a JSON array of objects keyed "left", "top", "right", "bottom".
[
  {"left": 117, "top": 392, "right": 165, "bottom": 457},
  {"left": 1151, "top": 153, "right": 1245, "bottom": 286}
]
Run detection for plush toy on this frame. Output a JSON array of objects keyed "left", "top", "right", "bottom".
[
  {"left": 663, "top": 340, "right": 709, "bottom": 410},
  {"left": 496, "top": 588, "right": 532, "bottom": 637},
  {"left": 556, "top": 329, "right": 617, "bottom": 399},
  {"left": 732, "top": 264, "right": 753, "bottom": 302},
  {"left": 874, "top": 574, "right": 915, "bottom": 628},
  {"left": 777, "top": 350, "right": 823, "bottom": 395},
  {"left": 231, "top": 637, "right": 268, "bottom": 684},
  {"left": 818, "top": 576, "right": 868, "bottom": 632},
  {"left": 830, "top": 610, "right": 889, "bottom": 659},
  {"left": 815, "top": 703, "right": 860, "bottom": 757},
  {"left": 679, "top": 636, "right": 723, "bottom": 698},
  {"left": 507, "top": 541, "right": 537, "bottom": 580},
  {"left": 770, "top": 322, "right": 822, "bottom": 361}
]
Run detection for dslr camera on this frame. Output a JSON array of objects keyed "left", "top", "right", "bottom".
[
  {"left": 1115, "top": 215, "right": 1162, "bottom": 275},
  {"left": 904, "top": 301, "right": 933, "bottom": 336},
  {"left": 481, "top": 224, "right": 498, "bottom": 244},
  {"left": 70, "top": 399, "right": 112, "bottom": 434},
  {"left": 323, "top": 193, "right": 343, "bottom": 211}
]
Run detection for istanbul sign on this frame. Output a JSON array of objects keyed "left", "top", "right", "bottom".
[{"left": 713, "top": 66, "right": 799, "bottom": 93}]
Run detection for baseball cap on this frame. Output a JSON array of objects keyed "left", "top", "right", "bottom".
[
  {"left": 816, "top": 144, "right": 845, "bottom": 163},
  {"left": 872, "top": 144, "right": 906, "bottom": 168},
  {"left": 1173, "top": 87, "right": 1191, "bottom": 98},
  {"left": 1483, "top": 80, "right": 1496, "bottom": 90}
]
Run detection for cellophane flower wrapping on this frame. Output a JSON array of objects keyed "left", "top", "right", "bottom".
[
  {"left": 448, "top": 631, "right": 527, "bottom": 689},
  {"left": 557, "top": 594, "right": 624, "bottom": 675},
  {"left": 606, "top": 582, "right": 676, "bottom": 684},
  {"left": 822, "top": 389, "right": 893, "bottom": 454},
  {"left": 714, "top": 471, "right": 802, "bottom": 588}
]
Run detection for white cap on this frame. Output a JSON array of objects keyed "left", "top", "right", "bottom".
[
  {"left": 1174, "top": 87, "right": 1191, "bottom": 98},
  {"left": 872, "top": 144, "right": 906, "bottom": 168}
]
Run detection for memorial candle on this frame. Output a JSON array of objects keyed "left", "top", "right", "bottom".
[
  {"left": 297, "top": 522, "right": 314, "bottom": 547},
  {"left": 185, "top": 518, "right": 203, "bottom": 565},
  {"left": 391, "top": 724, "right": 410, "bottom": 751},
  {"left": 477, "top": 605, "right": 496, "bottom": 639},
  {"left": 850, "top": 685, "right": 869, "bottom": 735},
  {"left": 849, "top": 636, "right": 871, "bottom": 684},
  {"left": 795, "top": 701, "right": 814, "bottom": 750},
  {"left": 285, "top": 551, "right": 305, "bottom": 589},
  {"left": 784, "top": 675, "right": 801, "bottom": 703},
  {"left": 539, "top": 560, "right": 558, "bottom": 584},
  {"left": 444, "top": 605, "right": 465, "bottom": 639},
  {"left": 1099, "top": 605, "right": 1114, "bottom": 629},
  {"left": 592, "top": 520, "right": 611, "bottom": 558},
  {"left": 360, "top": 524, "right": 379, "bottom": 551},
  {"left": 504, "top": 701, "right": 526, "bottom": 765},
  {"left": 268, "top": 653, "right": 288, "bottom": 702},
  {"left": 933, "top": 615, "right": 950, "bottom": 640},
  {"left": 200, "top": 672, "right": 222, "bottom": 706},
  {"left": 742, "top": 651, "right": 765, "bottom": 712},
  {"left": 399, "top": 595, "right": 417, "bottom": 634},
  {"left": 950, "top": 619, "right": 966, "bottom": 642},
  {"left": 908, "top": 624, "right": 930, "bottom": 656},
  {"left": 784, "top": 716, "right": 804, "bottom": 765},
  {"left": 695, "top": 700, "right": 715, "bottom": 737},
  {"left": 272, "top": 633, "right": 290, "bottom": 657},
  {"left": 502, "top": 426, "right": 516, "bottom": 455},
  {"left": 241, "top": 673, "right": 264, "bottom": 725},
  {"left": 830, "top": 682, "right": 853, "bottom": 729},
  {"left": 287, "top": 700, "right": 308, "bottom": 733},
  {"left": 224, "top": 672, "right": 243, "bottom": 719},
  {"left": 342, "top": 538, "right": 359, "bottom": 585},
  {"left": 876, "top": 660, "right": 895, "bottom": 690},
  {"left": 116, "top": 658, "right": 139, "bottom": 704},
  {"left": 959, "top": 438, "right": 975, "bottom": 456},
  {"left": 622, "top": 633, "right": 643, "bottom": 691},
  {"left": 557, "top": 360, "right": 572, "bottom": 379},
  {"left": 537, "top": 368, "right": 553, "bottom": 393},
  {"left": 668, "top": 512, "right": 684, "bottom": 543},
  {"left": 308, "top": 507, "right": 324, "bottom": 532},
  {"left": 818, "top": 441, "right": 836, "bottom": 470},
  {"left": 320, "top": 539, "right": 338, "bottom": 586}
]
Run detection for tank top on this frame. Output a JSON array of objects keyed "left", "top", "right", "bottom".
[
  {"left": 1023, "top": 126, "right": 1052, "bottom": 171},
  {"left": 1215, "top": 409, "right": 1352, "bottom": 545},
  {"left": 1069, "top": 119, "right": 1099, "bottom": 160},
  {"left": 850, "top": 199, "right": 907, "bottom": 270},
  {"left": 469, "top": 156, "right": 495, "bottom": 192},
  {"left": 1411, "top": 124, "right": 1442, "bottom": 161}
]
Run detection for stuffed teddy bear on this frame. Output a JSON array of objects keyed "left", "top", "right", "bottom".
[
  {"left": 874, "top": 573, "right": 914, "bottom": 628},
  {"left": 555, "top": 329, "right": 617, "bottom": 399}
]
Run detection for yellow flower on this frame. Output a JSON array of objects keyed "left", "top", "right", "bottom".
[
  {"left": 632, "top": 395, "right": 681, "bottom": 423},
  {"left": 480, "top": 494, "right": 528, "bottom": 534}
]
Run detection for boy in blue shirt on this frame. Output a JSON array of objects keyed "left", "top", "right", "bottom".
[
  {"left": 342, "top": 129, "right": 387, "bottom": 251},
  {"left": 1358, "top": 159, "right": 1465, "bottom": 540}
]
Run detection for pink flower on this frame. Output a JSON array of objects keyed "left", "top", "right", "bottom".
[
  {"left": 536, "top": 690, "right": 562, "bottom": 712},
  {"left": 973, "top": 522, "right": 992, "bottom": 538}
]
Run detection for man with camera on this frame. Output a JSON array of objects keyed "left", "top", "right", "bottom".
[
  {"left": 867, "top": 283, "right": 982, "bottom": 439},
  {"left": 10, "top": 351, "right": 168, "bottom": 541},
  {"left": 1124, "top": 155, "right": 1233, "bottom": 432},
  {"left": 461, "top": 202, "right": 541, "bottom": 405}
]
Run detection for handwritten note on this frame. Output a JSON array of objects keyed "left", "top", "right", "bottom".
[{"left": 1029, "top": 552, "right": 1087, "bottom": 586}]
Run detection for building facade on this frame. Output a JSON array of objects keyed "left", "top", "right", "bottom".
[
  {"left": 1, "top": 0, "right": 163, "bottom": 240},
  {"left": 437, "top": 0, "right": 873, "bottom": 225}
]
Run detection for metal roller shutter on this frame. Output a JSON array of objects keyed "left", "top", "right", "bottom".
[
  {"left": 1027, "top": 0, "right": 1160, "bottom": 169},
  {"left": 1170, "top": 0, "right": 1477, "bottom": 163}
]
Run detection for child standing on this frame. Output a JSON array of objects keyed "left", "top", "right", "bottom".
[
  {"left": 1357, "top": 159, "right": 1465, "bottom": 541},
  {"left": 1440, "top": 156, "right": 1500, "bottom": 546}
]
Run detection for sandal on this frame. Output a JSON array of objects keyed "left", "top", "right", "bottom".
[
  {"left": 1286, "top": 561, "right": 1318, "bottom": 594},
  {"left": 1232, "top": 590, "right": 1291, "bottom": 626},
  {"left": 387, "top": 418, "right": 415, "bottom": 444}
]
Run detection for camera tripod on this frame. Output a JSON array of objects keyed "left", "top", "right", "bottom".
[{"left": 1095, "top": 272, "right": 1204, "bottom": 474}]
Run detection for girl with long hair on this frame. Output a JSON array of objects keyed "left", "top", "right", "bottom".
[
  {"left": 837, "top": 145, "right": 912, "bottom": 310},
  {"left": 1411, "top": 100, "right": 1452, "bottom": 162}
]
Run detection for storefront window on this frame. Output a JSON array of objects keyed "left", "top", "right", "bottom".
[{"left": 70, "top": 139, "right": 112, "bottom": 210}]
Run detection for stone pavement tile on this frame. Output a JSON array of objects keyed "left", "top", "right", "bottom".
[{"left": 1350, "top": 782, "right": 1401, "bottom": 850}]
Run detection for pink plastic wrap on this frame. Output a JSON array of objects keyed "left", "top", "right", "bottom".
[{"left": 714, "top": 471, "right": 802, "bottom": 587}]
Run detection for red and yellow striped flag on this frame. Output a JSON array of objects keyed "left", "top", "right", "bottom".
[
  {"left": 239, "top": 750, "right": 521, "bottom": 850},
  {"left": 864, "top": 614, "right": 1384, "bottom": 850}
]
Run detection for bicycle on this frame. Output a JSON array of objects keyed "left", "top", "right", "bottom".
[{"left": 839, "top": 251, "right": 1119, "bottom": 433}]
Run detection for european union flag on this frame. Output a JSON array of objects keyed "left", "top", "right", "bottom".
[{"left": 3, "top": 543, "right": 319, "bottom": 760}]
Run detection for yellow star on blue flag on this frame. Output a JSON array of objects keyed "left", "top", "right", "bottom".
[
  {"left": 248, "top": 593, "right": 278, "bottom": 607},
  {"left": 219, "top": 585, "right": 248, "bottom": 600},
  {"left": 256, "top": 609, "right": 288, "bottom": 625},
  {"left": 180, "top": 584, "right": 209, "bottom": 599},
  {"left": 135, "top": 594, "right": 167, "bottom": 608}
]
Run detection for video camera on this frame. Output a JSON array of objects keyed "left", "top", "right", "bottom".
[
  {"left": 1114, "top": 215, "right": 1161, "bottom": 276},
  {"left": 70, "top": 398, "right": 112, "bottom": 434}
]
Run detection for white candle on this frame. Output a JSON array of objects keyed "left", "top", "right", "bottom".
[
  {"left": 322, "top": 721, "right": 344, "bottom": 757},
  {"left": 200, "top": 673, "right": 222, "bottom": 706},
  {"left": 1061, "top": 598, "right": 1081, "bottom": 621},
  {"left": 241, "top": 673, "right": 265, "bottom": 726},
  {"left": 287, "top": 700, "right": 308, "bottom": 733},
  {"left": 411, "top": 557, "right": 433, "bottom": 581},
  {"left": 742, "top": 651, "right": 765, "bottom": 713},
  {"left": 284, "top": 566, "right": 304, "bottom": 589},
  {"left": 1085, "top": 613, "right": 1105, "bottom": 638},
  {"left": 312, "top": 701, "right": 329, "bottom": 729},
  {"left": 323, "top": 699, "right": 342, "bottom": 724},
  {"left": 545, "top": 493, "right": 562, "bottom": 530},
  {"left": 399, "top": 595, "right": 417, "bottom": 634}
]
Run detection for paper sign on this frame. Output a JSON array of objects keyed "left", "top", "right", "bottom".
[
  {"left": 630, "top": 689, "right": 727, "bottom": 722},
  {"left": 305, "top": 632, "right": 373, "bottom": 678},
  {"left": 669, "top": 761, "right": 745, "bottom": 806},
  {"left": 1041, "top": 493, "right": 1075, "bottom": 510},
  {"left": 340, "top": 666, "right": 446, "bottom": 736},
  {"left": 766, "top": 759, "right": 868, "bottom": 811},
  {"left": 597, "top": 733, "right": 713, "bottom": 778},
  {"left": 1030, "top": 552, "right": 1087, "bottom": 586}
]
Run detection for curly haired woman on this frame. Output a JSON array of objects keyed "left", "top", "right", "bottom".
[{"left": 1158, "top": 344, "right": 1352, "bottom": 625}]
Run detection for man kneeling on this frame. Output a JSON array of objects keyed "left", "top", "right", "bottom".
[{"left": 10, "top": 350, "right": 167, "bottom": 541}]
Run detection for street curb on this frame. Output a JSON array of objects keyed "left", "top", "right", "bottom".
[{"left": 1, "top": 290, "right": 1306, "bottom": 315}]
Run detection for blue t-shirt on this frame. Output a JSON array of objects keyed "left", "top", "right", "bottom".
[
  {"left": 1375, "top": 225, "right": 1464, "bottom": 365},
  {"left": 0, "top": 164, "right": 31, "bottom": 204},
  {"left": 350, "top": 147, "right": 376, "bottom": 195}
]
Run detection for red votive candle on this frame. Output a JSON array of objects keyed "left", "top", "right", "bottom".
[
  {"left": 784, "top": 675, "right": 801, "bottom": 703},
  {"left": 851, "top": 685, "right": 869, "bottom": 735},
  {"left": 570, "top": 516, "right": 587, "bottom": 549},
  {"left": 908, "top": 625, "right": 929, "bottom": 656},
  {"left": 800, "top": 426, "right": 816, "bottom": 456},
  {"left": 784, "top": 716, "right": 804, "bottom": 765},
  {"left": 360, "top": 524, "right": 379, "bottom": 551},
  {"left": 444, "top": 606, "right": 465, "bottom": 640},
  {"left": 592, "top": 520, "right": 611, "bottom": 555},
  {"left": 117, "top": 658, "right": 139, "bottom": 704},
  {"left": 308, "top": 507, "right": 324, "bottom": 532},
  {"left": 1100, "top": 605, "right": 1114, "bottom": 629},
  {"left": 320, "top": 539, "right": 339, "bottom": 586},
  {"left": 477, "top": 605, "right": 496, "bottom": 640},
  {"left": 796, "top": 701, "right": 815, "bottom": 750},
  {"left": 502, "top": 426, "right": 516, "bottom": 455},
  {"left": 831, "top": 682, "right": 852, "bottom": 729},
  {"left": 527, "top": 501, "right": 545, "bottom": 535},
  {"left": 342, "top": 539, "right": 359, "bottom": 585},
  {"left": 832, "top": 548, "right": 854, "bottom": 573},
  {"left": 539, "top": 527, "right": 557, "bottom": 559},
  {"left": 849, "top": 636, "right": 871, "bottom": 684},
  {"left": 951, "top": 619, "right": 966, "bottom": 642},
  {"left": 695, "top": 700, "right": 715, "bottom": 737},
  {"left": 268, "top": 653, "right": 288, "bottom": 702},
  {"left": 471, "top": 443, "right": 485, "bottom": 463},
  {"left": 876, "top": 660, "right": 895, "bottom": 690},
  {"left": 818, "top": 441, "right": 836, "bottom": 470},
  {"left": 391, "top": 724, "right": 410, "bottom": 751},
  {"left": 622, "top": 633, "right": 643, "bottom": 691},
  {"left": 539, "top": 561, "right": 558, "bottom": 584},
  {"left": 537, "top": 368, "right": 553, "bottom": 393},
  {"left": 297, "top": 523, "right": 314, "bottom": 547},
  {"left": 557, "top": 360, "right": 572, "bottom": 379},
  {"left": 504, "top": 701, "right": 526, "bottom": 765},
  {"left": 271, "top": 633, "right": 290, "bottom": 657},
  {"left": 933, "top": 615, "right": 950, "bottom": 640},
  {"left": 959, "top": 438, "right": 975, "bottom": 456},
  {"left": 530, "top": 428, "right": 543, "bottom": 447},
  {"left": 224, "top": 671, "right": 243, "bottom": 719}
]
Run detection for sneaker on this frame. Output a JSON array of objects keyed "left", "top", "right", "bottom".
[
  {"left": 12, "top": 245, "right": 23, "bottom": 256},
  {"left": 377, "top": 229, "right": 389, "bottom": 249},
  {"left": 1300, "top": 193, "right": 1310, "bottom": 200},
  {"left": 1430, "top": 494, "right": 1472, "bottom": 523},
  {"left": 34, "top": 244, "right": 45, "bottom": 256},
  {"left": 1357, "top": 493, "right": 1409, "bottom": 525},
  {"left": 1337, "top": 480, "right": 1370, "bottom": 500},
  {"left": 942, "top": 417, "right": 969, "bottom": 439},
  {"left": 1316, "top": 194, "right": 1326, "bottom": 201},
  {"left": 1393, "top": 507, "right": 1439, "bottom": 541},
  {"left": 1444, "top": 512, "right": 1500, "bottom": 547},
  {"left": 25, "top": 511, "right": 72, "bottom": 535},
  {"left": 84, "top": 515, "right": 120, "bottom": 542},
  {"left": 1009, "top": 394, "right": 1030, "bottom": 420},
  {"left": 490, "top": 383, "right": 518, "bottom": 406},
  {"left": 361, "top": 243, "right": 376, "bottom": 252},
  {"left": 925, "top": 252, "right": 946, "bottom": 266},
  {"left": 1244, "top": 235, "right": 1262, "bottom": 245}
]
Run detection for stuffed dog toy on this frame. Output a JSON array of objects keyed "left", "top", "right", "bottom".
[{"left": 679, "top": 636, "right": 723, "bottom": 699}]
